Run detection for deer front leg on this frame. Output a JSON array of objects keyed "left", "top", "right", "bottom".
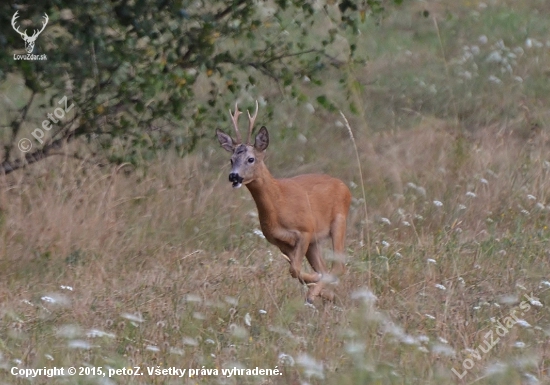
[{"left": 278, "top": 231, "right": 320, "bottom": 285}]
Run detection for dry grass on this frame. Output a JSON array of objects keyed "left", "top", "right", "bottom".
[
  {"left": 2, "top": 120, "right": 550, "bottom": 384},
  {"left": 2, "top": 0, "right": 550, "bottom": 384}
]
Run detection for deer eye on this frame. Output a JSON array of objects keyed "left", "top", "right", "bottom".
[{"left": 248, "top": 157, "right": 255, "bottom": 163}]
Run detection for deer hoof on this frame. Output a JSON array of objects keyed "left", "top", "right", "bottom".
[{"left": 305, "top": 301, "right": 317, "bottom": 311}]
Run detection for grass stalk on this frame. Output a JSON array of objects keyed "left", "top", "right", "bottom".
[{"left": 339, "top": 110, "right": 370, "bottom": 256}]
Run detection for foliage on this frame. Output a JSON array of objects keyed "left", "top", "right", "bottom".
[{"left": 0, "top": 0, "right": 401, "bottom": 173}]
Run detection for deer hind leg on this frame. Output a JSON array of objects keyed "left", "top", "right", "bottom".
[
  {"left": 329, "top": 213, "right": 348, "bottom": 277},
  {"left": 304, "top": 242, "right": 334, "bottom": 302}
]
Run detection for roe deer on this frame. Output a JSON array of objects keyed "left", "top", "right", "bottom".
[{"left": 216, "top": 101, "right": 351, "bottom": 303}]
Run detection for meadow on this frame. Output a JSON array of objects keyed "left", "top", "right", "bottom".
[{"left": 2, "top": 0, "right": 550, "bottom": 384}]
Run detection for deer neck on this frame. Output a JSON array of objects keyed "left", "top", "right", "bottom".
[{"left": 245, "top": 163, "right": 281, "bottom": 223}]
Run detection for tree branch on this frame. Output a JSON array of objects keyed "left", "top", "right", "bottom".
[
  {"left": 0, "top": 129, "right": 78, "bottom": 175},
  {"left": 178, "top": 0, "right": 248, "bottom": 67}
]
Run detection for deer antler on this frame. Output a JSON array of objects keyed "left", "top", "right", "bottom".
[
  {"left": 246, "top": 100, "right": 259, "bottom": 144},
  {"left": 229, "top": 102, "right": 243, "bottom": 144},
  {"left": 11, "top": 11, "right": 27, "bottom": 39},
  {"left": 31, "top": 13, "right": 49, "bottom": 39}
]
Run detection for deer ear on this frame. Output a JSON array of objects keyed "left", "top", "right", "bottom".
[
  {"left": 254, "top": 126, "right": 269, "bottom": 152},
  {"left": 216, "top": 128, "right": 235, "bottom": 152}
]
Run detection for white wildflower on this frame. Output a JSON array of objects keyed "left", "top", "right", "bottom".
[
  {"left": 418, "top": 335, "right": 430, "bottom": 343},
  {"left": 486, "top": 51, "right": 503, "bottom": 63},
  {"left": 121, "top": 313, "right": 144, "bottom": 323},
  {"left": 146, "top": 345, "right": 160, "bottom": 352},
  {"left": 193, "top": 312, "right": 205, "bottom": 320},
  {"left": 184, "top": 294, "right": 202, "bottom": 303},
  {"left": 278, "top": 353, "right": 295, "bottom": 366},
  {"left": 418, "top": 346, "right": 429, "bottom": 353},
  {"left": 351, "top": 288, "right": 377, "bottom": 305},
  {"left": 485, "top": 362, "right": 508, "bottom": 376},
  {"left": 528, "top": 298, "right": 543, "bottom": 308},
  {"left": 345, "top": 342, "right": 366, "bottom": 354},
  {"left": 488, "top": 75, "right": 502, "bottom": 84},
  {"left": 60, "top": 285, "right": 73, "bottom": 291},
  {"left": 515, "top": 319, "right": 531, "bottom": 328},
  {"left": 432, "top": 343, "right": 455, "bottom": 357},
  {"left": 68, "top": 340, "right": 92, "bottom": 350},
  {"left": 41, "top": 294, "right": 70, "bottom": 306},
  {"left": 252, "top": 229, "right": 265, "bottom": 239},
  {"left": 513, "top": 341, "right": 526, "bottom": 349},
  {"left": 297, "top": 354, "right": 324, "bottom": 379},
  {"left": 182, "top": 337, "right": 199, "bottom": 346},
  {"left": 86, "top": 329, "right": 115, "bottom": 338},
  {"left": 169, "top": 347, "right": 184, "bottom": 355}
]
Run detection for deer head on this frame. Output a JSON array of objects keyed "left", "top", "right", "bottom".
[
  {"left": 216, "top": 101, "right": 269, "bottom": 188},
  {"left": 11, "top": 11, "right": 49, "bottom": 53}
]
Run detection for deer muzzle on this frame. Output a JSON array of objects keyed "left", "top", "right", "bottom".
[{"left": 229, "top": 172, "right": 244, "bottom": 188}]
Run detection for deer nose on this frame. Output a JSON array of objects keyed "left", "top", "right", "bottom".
[{"left": 229, "top": 173, "right": 243, "bottom": 183}]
